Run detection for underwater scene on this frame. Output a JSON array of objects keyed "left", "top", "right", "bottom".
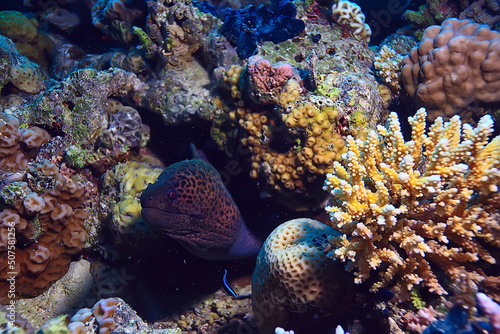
[{"left": 0, "top": 0, "right": 499, "bottom": 333}]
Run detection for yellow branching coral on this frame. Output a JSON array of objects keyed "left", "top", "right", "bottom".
[{"left": 323, "top": 108, "right": 500, "bottom": 297}]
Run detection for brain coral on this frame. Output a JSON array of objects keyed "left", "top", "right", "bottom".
[
  {"left": 402, "top": 18, "right": 500, "bottom": 121},
  {"left": 0, "top": 160, "right": 88, "bottom": 300},
  {"left": 252, "top": 218, "right": 353, "bottom": 333}
]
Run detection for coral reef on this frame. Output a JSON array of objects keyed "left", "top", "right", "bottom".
[
  {"left": 89, "top": 261, "right": 134, "bottom": 301},
  {"left": 0, "top": 11, "right": 55, "bottom": 67},
  {"left": 403, "top": 0, "right": 458, "bottom": 37},
  {"left": 0, "top": 307, "right": 35, "bottom": 334},
  {"left": 9, "top": 64, "right": 44, "bottom": 94},
  {"left": 0, "top": 112, "right": 50, "bottom": 172},
  {"left": 100, "top": 100, "right": 151, "bottom": 156},
  {"left": 101, "top": 161, "right": 162, "bottom": 248},
  {"left": 403, "top": 0, "right": 500, "bottom": 39},
  {"left": 477, "top": 292, "right": 500, "bottom": 332},
  {"left": 323, "top": 108, "right": 500, "bottom": 298},
  {"left": 331, "top": 0, "right": 371, "bottom": 42},
  {"left": 0, "top": 160, "right": 88, "bottom": 299},
  {"left": 212, "top": 36, "right": 381, "bottom": 203},
  {"left": 460, "top": 0, "right": 500, "bottom": 29},
  {"left": 145, "top": 0, "right": 207, "bottom": 68},
  {"left": 246, "top": 56, "right": 296, "bottom": 105},
  {"left": 14, "top": 259, "right": 94, "bottom": 329},
  {"left": 196, "top": 0, "right": 305, "bottom": 59},
  {"left": 143, "top": 61, "right": 217, "bottom": 124},
  {"left": 252, "top": 218, "right": 353, "bottom": 333},
  {"left": 128, "top": 0, "right": 224, "bottom": 123},
  {"left": 12, "top": 68, "right": 148, "bottom": 171},
  {"left": 402, "top": 18, "right": 500, "bottom": 122},
  {"left": 169, "top": 287, "right": 252, "bottom": 332},
  {"left": 36, "top": 288, "right": 251, "bottom": 333},
  {"left": 46, "top": 8, "right": 81, "bottom": 32},
  {"left": 0, "top": 34, "right": 45, "bottom": 95},
  {"left": 421, "top": 306, "right": 476, "bottom": 333},
  {"left": 374, "top": 45, "right": 403, "bottom": 95},
  {"left": 91, "top": 0, "right": 144, "bottom": 44}
]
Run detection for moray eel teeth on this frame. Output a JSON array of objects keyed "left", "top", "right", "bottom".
[{"left": 141, "top": 158, "right": 262, "bottom": 260}]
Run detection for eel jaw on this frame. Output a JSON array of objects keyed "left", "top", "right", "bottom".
[{"left": 141, "top": 207, "right": 188, "bottom": 232}]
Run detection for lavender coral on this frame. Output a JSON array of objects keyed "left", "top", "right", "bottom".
[{"left": 323, "top": 108, "right": 500, "bottom": 297}]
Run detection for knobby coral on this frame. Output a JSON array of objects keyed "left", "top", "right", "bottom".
[
  {"left": 323, "top": 108, "right": 500, "bottom": 297},
  {"left": 0, "top": 112, "right": 50, "bottom": 172},
  {"left": 0, "top": 160, "right": 88, "bottom": 299},
  {"left": 331, "top": 0, "right": 371, "bottom": 42},
  {"left": 402, "top": 18, "right": 500, "bottom": 122}
]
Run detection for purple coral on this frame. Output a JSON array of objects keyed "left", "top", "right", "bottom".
[{"left": 246, "top": 56, "right": 295, "bottom": 104}]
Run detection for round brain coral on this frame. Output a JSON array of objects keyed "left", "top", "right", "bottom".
[
  {"left": 402, "top": 18, "right": 500, "bottom": 121},
  {"left": 252, "top": 218, "right": 353, "bottom": 333}
]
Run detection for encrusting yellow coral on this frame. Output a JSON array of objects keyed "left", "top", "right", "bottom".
[{"left": 323, "top": 107, "right": 500, "bottom": 297}]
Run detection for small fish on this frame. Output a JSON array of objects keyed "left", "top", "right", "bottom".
[
  {"left": 223, "top": 269, "right": 239, "bottom": 298},
  {"left": 223, "top": 270, "right": 251, "bottom": 299},
  {"left": 141, "top": 151, "right": 262, "bottom": 260}
]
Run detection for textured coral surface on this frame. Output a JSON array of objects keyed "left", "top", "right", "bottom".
[
  {"left": 324, "top": 108, "right": 500, "bottom": 297},
  {"left": 0, "top": 160, "right": 88, "bottom": 299},
  {"left": 402, "top": 18, "right": 500, "bottom": 121},
  {"left": 252, "top": 218, "right": 352, "bottom": 333}
]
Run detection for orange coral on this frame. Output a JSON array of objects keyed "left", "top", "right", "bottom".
[
  {"left": 0, "top": 160, "right": 88, "bottom": 300},
  {"left": 0, "top": 112, "right": 50, "bottom": 172},
  {"left": 324, "top": 108, "right": 500, "bottom": 297}
]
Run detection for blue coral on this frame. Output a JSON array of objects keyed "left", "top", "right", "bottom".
[{"left": 195, "top": 0, "right": 305, "bottom": 58}]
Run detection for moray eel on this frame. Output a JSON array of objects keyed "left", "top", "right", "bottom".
[{"left": 141, "top": 157, "right": 262, "bottom": 260}]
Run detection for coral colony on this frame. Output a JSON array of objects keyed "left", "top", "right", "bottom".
[{"left": 0, "top": 0, "right": 499, "bottom": 333}]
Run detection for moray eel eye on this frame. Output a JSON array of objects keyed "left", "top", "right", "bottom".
[{"left": 167, "top": 189, "right": 177, "bottom": 200}]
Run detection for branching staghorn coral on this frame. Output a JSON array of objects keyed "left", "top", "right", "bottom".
[{"left": 323, "top": 107, "right": 500, "bottom": 297}]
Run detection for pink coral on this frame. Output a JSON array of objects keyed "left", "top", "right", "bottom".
[{"left": 246, "top": 56, "right": 295, "bottom": 104}]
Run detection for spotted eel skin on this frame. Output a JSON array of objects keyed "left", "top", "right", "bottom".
[{"left": 141, "top": 158, "right": 262, "bottom": 260}]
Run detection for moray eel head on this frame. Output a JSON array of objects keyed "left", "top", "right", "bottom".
[{"left": 141, "top": 158, "right": 261, "bottom": 260}]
